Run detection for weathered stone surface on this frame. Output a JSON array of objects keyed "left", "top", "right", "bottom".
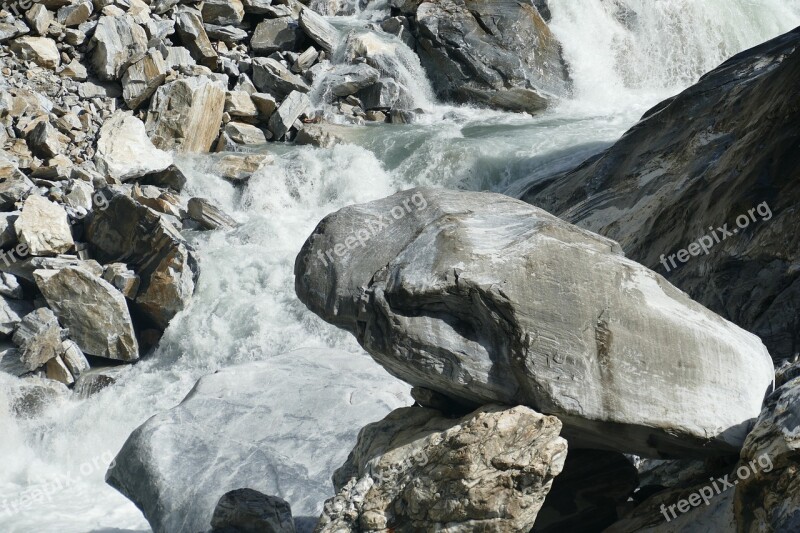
[
  {"left": 225, "top": 91, "right": 258, "bottom": 118},
  {"left": 0, "top": 255, "right": 103, "bottom": 283},
  {"left": 356, "top": 79, "right": 401, "bottom": 110},
  {"left": 251, "top": 18, "right": 302, "bottom": 55},
  {"left": 0, "top": 272, "right": 23, "bottom": 299},
  {"left": 251, "top": 92, "right": 278, "bottom": 119},
  {"left": 74, "top": 366, "right": 128, "bottom": 398},
  {"left": 211, "top": 153, "right": 272, "bottom": 183},
  {"left": 4, "top": 375, "right": 70, "bottom": 418},
  {"left": 27, "top": 120, "right": 66, "bottom": 159},
  {"left": 10, "top": 36, "right": 60, "bottom": 69},
  {"left": 106, "top": 349, "right": 411, "bottom": 533},
  {"left": 0, "top": 297, "right": 32, "bottom": 338},
  {"left": 61, "top": 338, "right": 89, "bottom": 378},
  {"left": 45, "top": 355, "right": 74, "bottom": 385},
  {"left": 317, "top": 404, "right": 567, "bottom": 532},
  {"left": 103, "top": 263, "right": 141, "bottom": 299},
  {"left": 211, "top": 489, "right": 296, "bottom": 533},
  {"left": 295, "top": 188, "right": 774, "bottom": 458},
  {"left": 34, "top": 266, "right": 139, "bottom": 361},
  {"left": 146, "top": 77, "right": 226, "bottom": 153},
  {"left": 204, "top": 24, "right": 249, "bottom": 43},
  {"left": 252, "top": 58, "right": 311, "bottom": 99},
  {"left": 294, "top": 123, "right": 348, "bottom": 148},
  {"left": 26, "top": 4, "right": 53, "bottom": 35},
  {"left": 92, "top": 15, "right": 148, "bottom": 80},
  {"left": 139, "top": 164, "right": 188, "bottom": 192},
  {"left": 96, "top": 111, "right": 173, "bottom": 180},
  {"left": 412, "top": 0, "right": 570, "bottom": 113},
  {"left": 201, "top": 0, "right": 245, "bottom": 26},
  {"left": 12, "top": 308, "right": 63, "bottom": 372},
  {"left": 299, "top": 8, "right": 339, "bottom": 53},
  {"left": 224, "top": 122, "right": 268, "bottom": 145},
  {"left": 520, "top": 27, "right": 800, "bottom": 362},
  {"left": 175, "top": 11, "right": 218, "bottom": 68},
  {"left": 0, "top": 153, "right": 34, "bottom": 209},
  {"left": 122, "top": 49, "right": 168, "bottom": 109},
  {"left": 187, "top": 197, "right": 237, "bottom": 230},
  {"left": 322, "top": 63, "right": 380, "bottom": 97},
  {"left": 15, "top": 195, "right": 74, "bottom": 256},
  {"left": 57, "top": 0, "right": 93, "bottom": 27},
  {"left": 267, "top": 90, "right": 310, "bottom": 140}
]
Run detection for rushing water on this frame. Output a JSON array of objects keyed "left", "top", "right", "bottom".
[{"left": 1, "top": 1, "right": 799, "bottom": 531}]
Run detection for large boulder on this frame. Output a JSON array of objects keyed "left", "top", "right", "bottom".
[
  {"left": 9, "top": 36, "right": 60, "bottom": 69},
  {"left": 519, "top": 27, "right": 800, "bottom": 361},
  {"left": 15, "top": 195, "right": 74, "bottom": 256},
  {"left": 294, "top": 188, "right": 774, "bottom": 458},
  {"left": 411, "top": 0, "right": 570, "bottom": 113},
  {"left": 95, "top": 111, "right": 173, "bottom": 181},
  {"left": 91, "top": 15, "right": 148, "bottom": 80},
  {"left": 316, "top": 404, "right": 567, "bottom": 532},
  {"left": 106, "top": 349, "right": 411, "bottom": 533}
]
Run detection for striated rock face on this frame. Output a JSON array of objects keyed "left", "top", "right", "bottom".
[
  {"left": 106, "top": 349, "right": 411, "bottom": 533},
  {"left": 411, "top": 0, "right": 570, "bottom": 113},
  {"left": 519, "top": 27, "right": 800, "bottom": 361},
  {"left": 316, "top": 404, "right": 567, "bottom": 532},
  {"left": 295, "top": 188, "right": 774, "bottom": 458}
]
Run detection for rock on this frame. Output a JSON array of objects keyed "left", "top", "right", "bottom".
[
  {"left": 4, "top": 376, "right": 70, "bottom": 418},
  {"left": 210, "top": 489, "right": 296, "bottom": 533},
  {"left": 520, "top": 27, "right": 800, "bottom": 362},
  {"left": 102, "top": 263, "right": 141, "bottom": 299},
  {"left": 59, "top": 59, "right": 88, "bottom": 81},
  {"left": 0, "top": 153, "right": 34, "bottom": 209},
  {"left": 139, "top": 164, "right": 188, "bottom": 192},
  {"left": 161, "top": 45, "right": 196, "bottom": 70},
  {"left": 92, "top": 15, "right": 149, "bottom": 80},
  {"left": 45, "top": 355, "right": 74, "bottom": 385},
  {"left": 267, "top": 90, "right": 310, "bottom": 140},
  {"left": 294, "top": 188, "right": 775, "bottom": 458},
  {"left": 10, "top": 36, "right": 60, "bottom": 69},
  {"left": 380, "top": 16, "right": 414, "bottom": 48},
  {"left": 146, "top": 77, "right": 226, "bottom": 153},
  {"left": 412, "top": 0, "right": 570, "bottom": 113},
  {"left": 74, "top": 366, "right": 128, "bottom": 398},
  {"left": 64, "top": 179, "right": 95, "bottom": 211},
  {"left": 175, "top": 11, "right": 218, "bottom": 69},
  {"left": 85, "top": 192, "right": 198, "bottom": 329},
  {"left": 294, "top": 123, "right": 348, "bottom": 148},
  {"left": 187, "top": 197, "right": 237, "bottom": 230},
  {"left": 27, "top": 120, "right": 66, "bottom": 159},
  {"left": 57, "top": 0, "right": 93, "bottom": 27},
  {"left": 26, "top": 4, "right": 53, "bottom": 35},
  {"left": 211, "top": 153, "right": 272, "bottom": 183},
  {"left": 15, "top": 195, "right": 74, "bottom": 256},
  {"left": 0, "top": 20, "right": 29, "bottom": 44},
  {"left": 61, "top": 338, "right": 89, "bottom": 378},
  {"left": 224, "top": 122, "right": 268, "bottom": 145},
  {"left": 225, "top": 91, "right": 258, "bottom": 118},
  {"left": 0, "top": 341, "right": 26, "bottom": 377},
  {"left": 95, "top": 111, "right": 173, "bottom": 180},
  {"left": 12, "top": 308, "right": 64, "bottom": 372},
  {"left": 122, "top": 49, "right": 168, "bottom": 109},
  {"left": 0, "top": 255, "right": 104, "bottom": 283},
  {"left": 251, "top": 92, "right": 278, "bottom": 119},
  {"left": 298, "top": 8, "right": 339, "bottom": 53},
  {"left": 106, "top": 349, "right": 411, "bottom": 533},
  {"left": 252, "top": 58, "right": 311, "bottom": 99},
  {"left": 202, "top": 0, "right": 245, "bottom": 26},
  {"left": 204, "top": 24, "right": 249, "bottom": 43},
  {"left": 356, "top": 79, "right": 401, "bottom": 110},
  {"left": 251, "top": 18, "right": 302, "bottom": 55},
  {"left": 0, "top": 272, "right": 23, "bottom": 299},
  {"left": 0, "top": 297, "right": 33, "bottom": 337},
  {"left": 317, "top": 404, "right": 567, "bottom": 532},
  {"left": 322, "top": 63, "right": 380, "bottom": 97},
  {"left": 34, "top": 266, "right": 139, "bottom": 361}
]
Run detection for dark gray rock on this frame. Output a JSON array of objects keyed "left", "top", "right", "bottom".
[
  {"left": 210, "top": 489, "right": 296, "bottom": 533},
  {"left": 322, "top": 63, "right": 380, "bottom": 97},
  {"left": 298, "top": 8, "right": 339, "bottom": 53},
  {"left": 252, "top": 58, "right": 311, "bottom": 99},
  {"left": 251, "top": 18, "right": 303, "bottom": 55},
  {"left": 187, "top": 198, "right": 237, "bottom": 230}
]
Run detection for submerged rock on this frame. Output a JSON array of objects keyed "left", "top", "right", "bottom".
[{"left": 295, "top": 188, "right": 774, "bottom": 458}]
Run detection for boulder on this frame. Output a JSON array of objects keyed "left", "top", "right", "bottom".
[
  {"left": 15, "top": 195, "right": 74, "bottom": 256},
  {"left": 61, "top": 339, "right": 89, "bottom": 378},
  {"left": 187, "top": 197, "right": 237, "bottom": 230},
  {"left": 106, "top": 349, "right": 411, "bottom": 533},
  {"left": 267, "top": 90, "right": 310, "bottom": 140},
  {"left": 0, "top": 272, "right": 23, "bottom": 299},
  {"left": 3, "top": 375, "right": 70, "bottom": 418},
  {"left": 0, "top": 153, "right": 34, "bottom": 209},
  {"left": 102, "top": 263, "right": 141, "bottom": 299},
  {"left": 317, "top": 404, "right": 567, "bottom": 532},
  {"left": 252, "top": 58, "right": 311, "bottom": 99},
  {"left": 210, "top": 153, "right": 272, "bottom": 184},
  {"left": 224, "top": 91, "right": 258, "bottom": 118},
  {"left": 298, "top": 8, "right": 339, "bottom": 53},
  {"left": 45, "top": 355, "right": 74, "bottom": 386},
  {"left": 356, "top": 79, "right": 402, "bottom": 110},
  {"left": 294, "top": 123, "right": 349, "bottom": 148},
  {"left": 25, "top": 4, "right": 52, "bottom": 35},
  {"left": 0, "top": 297, "right": 33, "bottom": 337},
  {"left": 321, "top": 63, "right": 380, "bottom": 97},
  {"left": 210, "top": 489, "right": 296, "bottom": 533},
  {"left": 12, "top": 308, "right": 64, "bottom": 372},
  {"left": 251, "top": 92, "right": 278, "bottom": 119},
  {"left": 139, "top": 164, "right": 188, "bottom": 192},
  {"left": 251, "top": 18, "right": 302, "bottom": 55},
  {"left": 201, "top": 0, "right": 245, "bottom": 26},
  {"left": 74, "top": 366, "right": 128, "bottom": 398},
  {"left": 27, "top": 120, "right": 66, "bottom": 159},
  {"left": 57, "top": 0, "right": 93, "bottom": 27},
  {"left": 92, "top": 15, "right": 148, "bottom": 80},
  {"left": 411, "top": 0, "right": 570, "bottom": 113},
  {"left": 204, "top": 24, "right": 249, "bottom": 43},
  {"left": 95, "top": 111, "right": 173, "bottom": 181},
  {"left": 224, "top": 122, "right": 269, "bottom": 145},
  {"left": 175, "top": 11, "right": 218, "bottom": 69},
  {"left": 146, "top": 77, "right": 226, "bottom": 153},
  {"left": 10, "top": 36, "right": 60, "bottom": 69},
  {"left": 34, "top": 267, "right": 139, "bottom": 361},
  {"left": 519, "top": 27, "right": 800, "bottom": 362},
  {"left": 294, "top": 188, "right": 775, "bottom": 458},
  {"left": 122, "top": 49, "right": 169, "bottom": 109}
]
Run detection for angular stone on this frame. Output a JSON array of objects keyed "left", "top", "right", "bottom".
[
  {"left": 267, "top": 90, "right": 310, "bottom": 140},
  {"left": 0, "top": 272, "right": 23, "bottom": 299},
  {"left": 57, "top": 0, "right": 93, "bottom": 27},
  {"left": 0, "top": 153, "right": 34, "bottom": 210},
  {"left": 187, "top": 198, "right": 237, "bottom": 230},
  {"left": 294, "top": 123, "right": 348, "bottom": 148},
  {"left": 146, "top": 77, "right": 226, "bottom": 153},
  {"left": 0, "top": 255, "right": 103, "bottom": 283},
  {"left": 356, "top": 79, "right": 401, "bottom": 109},
  {"left": 251, "top": 92, "right": 277, "bottom": 119},
  {"left": 131, "top": 184, "right": 183, "bottom": 218},
  {"left": 59, "top": 59, "right": 88, "bottom": 80},
  {"left": 74, "top": 366, "right": 128, "bottom": 398},
  {"left": 317, "top": 405, "right": 567, "bottom": 532},
  {"left": 15, "top": 195, "right": 74, "bottom": 256},
  {"left": 225, "top": 91, "right": 258, "bottom": 118},
  {"left": 0, "top": 297, "right": 33, "bottom": 337},
  {"left": 12, "top": 308, "right": 64, "bottom": 372},
  {"left": 211, "top": 153, "right": 272, "bottom": 184},
  {"left": 64, "top": 179, "right": 95, "bottom": 211},
  {"left": 252, "top": 58, "right": 310, "bottom": 99},
  {"left": 322, "top": 63, "right": 380, "bottom": 97},
  {"left": 27, "top": 120, "right": 66, "bottom": 159},
  {"left": 224, "top": 122, "right": 268, "bottom": 145},
  {"left": 61, "top": 338, "right": 89, "bottom": 378},
  {"left": 95, "top": 111, "right": 173, "bottom": 181},
  {"left": 299, "top": 7, "right": 339, "bottom": 53},
  {"left": 294, "top": 188, "right": 775, "bottom": 458},
  {"left": 10, "top": 37, "right": 60, "bottom": 69},
  {"left": 161, "top": 45, "right": 196, "bottom": 70},
  {"left": 251, "top": 18, "right": 301, "bottom": 55},
  {"left": 92, "top": 15, "right": 148, "bottom": 81},
  {"left": 175, "top": 11, "right": 218, "bottom": 69},
  {"left": 0, "top": 341, "right": 26, "bottom": 377},
  {"left": 34, "top": 266, "right": 139, "bottom": 361},
  {"left": 25, "top": 4, "right": 53, "bottom": 35},
  {"left": 139, "top": 164, "right": 188, "bottom": 192},
  {"left": 292, "top": 46, "right": 319, "bottom": 73},
  {"left": 210, "top": 489, "right": 296, "bottom": 533},
  {"left": 122, "top": 49, "right": 168, "bottom": 109},
  {"left": 45, "top": 355, "right": 74, "bottom": 385},
  {"left": 102, "top": 263, "right": 141, "bottom": 299},
  {"left": 201, "top": 0, "right": 245, "bottom": 25}
]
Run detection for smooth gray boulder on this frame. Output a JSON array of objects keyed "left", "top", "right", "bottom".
[
  {"left": 106, "top": 349, "right": 411, "bottom": 533},
  {"left": 294, "top": 188, "right": 774, "bottom": 458}
]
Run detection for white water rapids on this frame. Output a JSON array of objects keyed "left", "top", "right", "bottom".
[{"left": 1, "top": 1, "right": 798, "bottom": 531}]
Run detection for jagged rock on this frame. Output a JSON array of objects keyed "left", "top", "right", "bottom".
[
  {"left": 122, "top": 49, "right": 168, "bottom": 109},
  {"left": 294, "top": 123, "right": 348, "bottom": 148},
  {"left": 298, "top": 8, "right": 339, "bottom": 53},
  {"left": 210, "top": 489, "right": 296, "bottom": 533},
  {"left": 0, "top": 212, "right": 18, "bottom": 250},
  {"left": 0, "top": 297, "right": 33, "bottom": 337},
  {"left": 251, "top": 92, "right": 278, "bottom": 119},
  {"left": 356, "top": 79, "right": 401, "bottom": 110},
  {"left": 225, "top": 91, "right": 258, "bottom": 118},
  {"left": 34, "top": 266, "right": 139, "bottom": 361},
  {"left": 26, "top": 4, "right": 53, "bottom": 35},
  {"left": 102, "top": 263, "right": 141, "bottom": 299},
  {"left": 251, "top": 18, "right": 302, "bottom": 55},
  {"left": 295, "top": 188, "right": 774, "bottom": 458},
  {"left": 252, "top": 58, "right": 311, "bottom": 99},
  {"left": 520, "top": 27, "right": 800, "bottom": 362},
  {"left": 139, "top": 164, "right": 188, "bottom": 192},
  {"left": 317, "top": 404, "right": 567, "bottom": 532},
  {"left": 224, "top": 122, "right": 269, "bottom": 145},
  {"left": 61, "top": 339, "right": 89, "bottom": 378},
  {"left": 187, "top": 197, "right": 237, "bottom": 230},
  {"left": 322, "top": 63, "right": 380, "bottom": 97},
  {"left": 146, "top": 77, "right": 226, "bottom": 153},
  {"left": 95, "top": 111, "right": 173, "bottom": 180},
  {"left": 242, "top": 0, "right": 274, "bottom": 14},
  {"left": 85, "top": 192, "right": 198, "bottom": 329},
  {"left": 73, "top": 366, "right": 128, "bottom": 398},
  {"left": 412, "top": 0, "right": 570, "bottom": 113},
  {"left": 380, "top": 16, "right": 414, "bottom": 48},
  {"left": 57, "top": 0, "right": 93, "bottom": 27},
  {"left": 161, "top": 45, "right": 196, "bottom": 69},
  {"left": 211, "top": 153, "right": 272, "bottom": 184},
  {"left": 92, "top": 15, "right": 148, "bottom": 80},
  {"left": 45, "top": 355, "right": 74, "bottom": 385},
  {"left": 205, "top": 24, "right": 249, "bottom": 43},
  {"left": 0, "top": 255, "right": 104, "bottom": 283},
  {"left": 0, "top": 153, "right": 34, "bottom": 209},
  {"left": 10, "top": 36, "right": 60, "bottom": 69},
  {"left": 0, "top": 272, "right": 23, "bottom": 299},
  {"left": 15, "top": 195, "right": 74, "bottom": 256},
  {"left": 202, "top": 0, "right": 245, "bottom": 26},
  {"left": 60, "top": 59, "right": 88, "bottom": 80},
  {"left": 175, "top": 11, "right": 218, "bottom": 69},
  {"left": 267, "top": 90, "right": 310, "bottom": 140},
  {"left": 106, "top": 349, "right": 411, "bottom": 533},
  {"left": 292, "top": 46, "right": 319, "bottom": 73},
  {"left": 0, "top": 341, "right": 26, "bottom": 377},
  {"left": 12, "top": 308, "right": 64, "bottom": 372},
  {"left": 64, "top": 179, "right": 95, "bottom": 211},
  {"left": 132, "top": 183, "right": 183, "bottom": 218},
  {"left": 4, "top": 376, "right": 70, "bottom": 418},
  {"left": 27, "top": 120, "right": 66, "bottom": 158}
]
